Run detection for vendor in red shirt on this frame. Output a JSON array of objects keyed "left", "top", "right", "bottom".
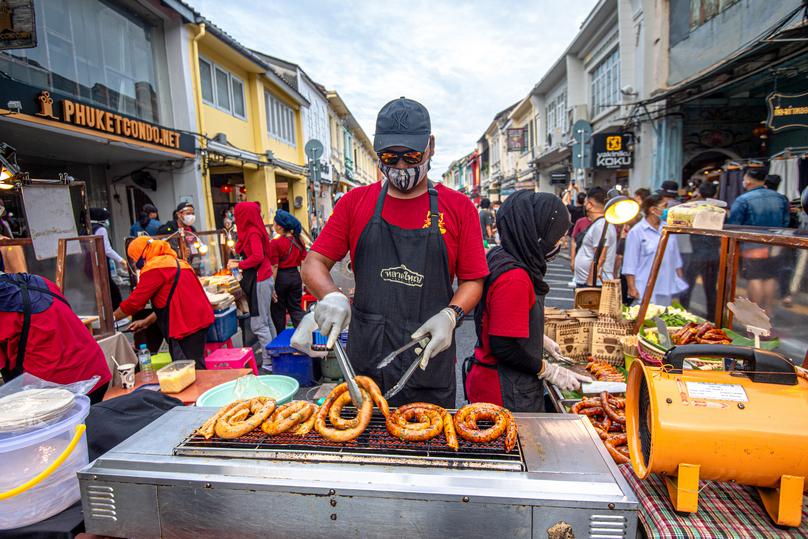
[
  {"left": 293, "top": 97, "right": 488, "bottom": 408},
  {"left": 114, "top": 237, "right": 214, "bottom": 369},
  {"left": 269, "top": 209, "right": 307, "bottom": 334},
  {"left": 0, "top": 273, "right": 112, "bottom": 404},
  {"left": 465, "top": 191, "right": 591, "bottom": 412},
  {"left": 226, "top": 201, "right": 276, "bottom": 369}
]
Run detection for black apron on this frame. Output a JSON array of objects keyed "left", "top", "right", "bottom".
[
  {"left": 464, "top": 292, "right": 546, "bottom": 413},
  {"left": 0, "top": 275, "right": 71, "bottom": 381},
  {"left": 153, "top": 261, "right": 182, "bottom": 358},
  {"left": 238, "top": 250, "right": 260, "bottom": 317},
  {"left": 347, "top": 180, "right": 456, "bottom": 408}
]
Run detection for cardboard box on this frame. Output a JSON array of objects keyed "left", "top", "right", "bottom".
[
  {"left": 574, "top": 287, "right": 601, "bottom": 310},
  {"left": 555, "top": 320, "right": 589, "bottom": 362},
  {"left": 544, "top": 311, "right": 570, "bottom": 342},
  {"left": 598, "top": 279, "right": 623, "bottom": 320},
  {"left": 590, "top": 318, "right": 633, "bottom": 365}
]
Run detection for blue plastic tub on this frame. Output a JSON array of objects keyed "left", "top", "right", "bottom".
[
  {"left": 266, "top": 328, "right": 321, "bottom": 386},
  {"left": 207, "top": 304, "right": 237, "bottom": 342}
]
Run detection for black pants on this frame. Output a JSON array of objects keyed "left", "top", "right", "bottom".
[
  {"left": 169, "top": 326, "right": 210, "bottom": 370},
  {"left": 270, "top": 267, "right": 305, "bottom": 334},
  {"left": 88, "top": 383, "right": 107, "bottom": 405},
  {"left": 108, "top": 264, "right": 122, "bottom": 311}
]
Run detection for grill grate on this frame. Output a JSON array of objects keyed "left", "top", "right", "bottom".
[
  {"left": 638, "top": 375, "right": 651, "bottom": 468},
  {"left": 174, "top": 409, "right": 524, "bottom": 472}
]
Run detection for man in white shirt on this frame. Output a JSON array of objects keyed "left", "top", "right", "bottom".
[{"left": 574, "top": 186, "right": 616, "bottom": 287}]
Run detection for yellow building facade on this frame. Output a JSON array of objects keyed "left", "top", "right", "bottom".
[{"left": 189, "top": 22, "right": 311, "bottom": 231}]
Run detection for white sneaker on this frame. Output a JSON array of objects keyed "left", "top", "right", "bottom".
[{"left": 567, "top": 281, "right": 577, "bottom": 288}]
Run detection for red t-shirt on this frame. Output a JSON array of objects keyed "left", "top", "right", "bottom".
[
  {"left": 311, "top": 182, "right": 488, "bottom": 282},
  {"left": 466, "top": 268, "right": 535, "bottom": 406},
  {"left": 270, "top": 235, "right": 307, "bottom": 268},
  {"left": 0, "top": 280, "right": 111, "bottom": 392},
  {"left": 119, "top": 267, "right": 214, "bottom": 339},
  {"left": 572, "top": 216, "right": 592, "bottom": 238}
]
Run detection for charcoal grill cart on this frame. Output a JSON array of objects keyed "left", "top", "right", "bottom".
[{"left": 78, "top": 407, "right": 638, "bottom": 539}]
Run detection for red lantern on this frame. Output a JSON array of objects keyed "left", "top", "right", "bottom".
[
  {"left": 220, "top": 184, "right": 234, "bottom": 193},
  {"left": 239, "top": 187, "right": 246, "bottom": 194}
]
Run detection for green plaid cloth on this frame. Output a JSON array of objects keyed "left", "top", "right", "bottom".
[{"left": 619, "top": 464, "right": 808, "bottom": 538}]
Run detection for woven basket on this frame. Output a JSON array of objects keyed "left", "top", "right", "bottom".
[{"left": 637, "top": 327, "right": 681, "bottom": 363}]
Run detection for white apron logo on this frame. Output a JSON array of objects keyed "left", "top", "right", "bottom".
[{"left": 380, "top": 265, "right": 424, "bottom": 287}]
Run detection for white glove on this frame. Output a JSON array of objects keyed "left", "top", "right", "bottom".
[
  {"left": 290, "top": 312, "right": 327, "bottom": 358},
  {"left": 538, "top": 362, "right": 592, "bottom": 392},
  {"left": 411, "top": 308, "right": 456, "bottom": 370},
  {"left": 313, "top": 291, "right": 352, "bottom": 349},
  {"left": 543, "top": 335, "right": 562, "bottom": 357}
]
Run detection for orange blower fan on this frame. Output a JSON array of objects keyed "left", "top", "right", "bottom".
[{"left": 626, "top": 344, "right": 808, "bottom": 527}]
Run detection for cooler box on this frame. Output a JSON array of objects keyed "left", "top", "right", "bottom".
[
  {"left": 207, "top": 304, "right": 237, "bottom": 342},
  {"left": 266, "top": 328, "right": 321, "bottom": 386}
]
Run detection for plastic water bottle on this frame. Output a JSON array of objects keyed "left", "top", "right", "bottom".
[{"left": 138, "top": 344, "right": 154, "bottom": 382}]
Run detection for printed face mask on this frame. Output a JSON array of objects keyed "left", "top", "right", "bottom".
[{"left": 379, "top": 158, "right": 430, "bottom": 192}]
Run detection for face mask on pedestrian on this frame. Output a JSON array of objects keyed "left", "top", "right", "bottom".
[
  {"left": 379, "top": 158, "right": 431, "bottom": 192},
  {"left": 182, "top": 213, "right": 195, "bottom": 226}
]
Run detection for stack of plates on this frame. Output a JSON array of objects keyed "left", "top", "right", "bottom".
[{"left": 0, "top": 388, "right": 76, "bottom": 432}]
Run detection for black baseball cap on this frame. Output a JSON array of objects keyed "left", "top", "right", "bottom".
[
  {"left": 373, "top": 97, "right": 431, "bottom": 152},
  {"left": 657, "top": 181, "right": 679, "bottom": 198}
]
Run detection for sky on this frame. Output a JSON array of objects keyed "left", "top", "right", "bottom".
[{"left": 190, "top": 0, "right": 599, "bottom": 178}]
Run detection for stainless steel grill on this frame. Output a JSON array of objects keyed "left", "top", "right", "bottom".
[{"left": 174, "top": 409, "right": 525, "bottom": 471}]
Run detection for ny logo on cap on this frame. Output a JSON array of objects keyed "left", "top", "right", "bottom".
[{"left": 392, "top": 111, "right": 408, "bottom": 131}]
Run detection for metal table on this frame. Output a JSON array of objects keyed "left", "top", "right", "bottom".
[{"left": 79, "top": 407, "right": 639, "bottom": 539}]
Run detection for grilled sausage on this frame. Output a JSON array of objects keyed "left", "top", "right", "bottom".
[
  {"left": 604, "top": 436, "right": 631, "bottom": 465},
  {"left": 454, "top": 403, "right": 516, "bottom": 451},
  {"left": 386, "top": 403, "right": 459, "bottom": 450},
  {"left": 601, "top": 391, "right": 626, "bottom": 425},
  {"left": 197, "top": 400, "right": 247, "bottom": 439},
  {"left": 287, "top": 404, "right": 319, "bottom": 436},
  {"left": 214, "top": 397, "right": 276, "bottom": 439},
  {"left": 261, "top": 401, "right": 317, "bottom": 436},
  {"left": 315, "top": 386, "right": 373, "bottom": 442}
]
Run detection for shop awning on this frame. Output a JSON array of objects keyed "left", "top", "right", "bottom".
[{"left": 339, "top": 177, "right": 359, "bottom": 188}]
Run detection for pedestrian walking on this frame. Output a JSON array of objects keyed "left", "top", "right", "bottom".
[
  {"left": 573, "top": 187, "right": 617, "bottom": 287},
  {"left": 269, "top": 209, "right": 307, "bottom": 335}
]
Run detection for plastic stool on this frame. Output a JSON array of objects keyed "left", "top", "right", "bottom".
[
  {"left": 205, "top": 347, "right": 259, "bottom": 376},
  {"left": 204, "top": 338, "right": 234, "bottom": 357}
]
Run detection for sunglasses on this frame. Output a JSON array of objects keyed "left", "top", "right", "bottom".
[{"left": 378, "top": 149, "right": 424, "bottom": 166}]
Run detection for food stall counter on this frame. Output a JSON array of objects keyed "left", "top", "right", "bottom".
[{"left": 103, "top": 369, "right": 250, "bottom": 406}]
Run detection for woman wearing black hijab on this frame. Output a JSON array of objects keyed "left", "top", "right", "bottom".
[{"left": 465, "top": 191, "right": 591, "bottom": 412}]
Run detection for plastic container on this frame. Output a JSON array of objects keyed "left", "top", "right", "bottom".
[
  {"left": 206, "top": 304, "right": 238, "bottom": 342},
  {"left": 138, "top": 344, "right": 154, "bottom": 382},
  {"left": 196, "top": 375, "right": 299, "bottom": 407},
  {"left": 156, "top": 360, "right": 196, "bottom": 394},
  {"left": 0, "top": 395, "right": 90, "bottom": 529},
  {"left": 266, "top": 328, "right": 321, "bottom": 386}
]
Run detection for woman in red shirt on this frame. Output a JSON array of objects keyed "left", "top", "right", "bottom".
[
  {"left": 465, "top": 191, "right": 590, "bottom": 412},
  {"left": 114, "top": 237, "right": 214, "bottom": 369},
  {"left": 269, "top": 209, "right": 307, "bottom": 334},
  {"left": 226, "top": 202, "right": 276, "bottom": 369},
  {"left": 0, "top": 273, "right": 112, "bottom": 404}
]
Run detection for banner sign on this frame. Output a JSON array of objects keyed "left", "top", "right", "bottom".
[
  {"left": 592, "top": 133, "right": 633, "bottom": 170},
  {"left": 766, "top": 92, "right": 808, "bottom": 132},
  {"left": 0, "top": 0, "right": 36, "bottom": 50},
  {"left": 0, "top": 77, "right": 195, "bottom": 155},
  {"left": 506, "top": 128, "right": 525, "bottom": 152}
]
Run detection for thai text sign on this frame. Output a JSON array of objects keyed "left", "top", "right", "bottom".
[{"left": 767, "top": 92, "right": 808, "bottom": 132}]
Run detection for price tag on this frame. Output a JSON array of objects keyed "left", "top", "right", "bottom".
[{"left": 685, "top": 381, "right": 748, "bottom": 402}]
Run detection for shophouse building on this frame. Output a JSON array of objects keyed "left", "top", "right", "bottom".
[
  {"left": 326, "top": 89, "right": 378, "bottom": 196},
  {"left": 0, "top": 0, "right": 202, "bottom": 255}
]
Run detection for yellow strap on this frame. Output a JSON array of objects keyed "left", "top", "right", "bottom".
[{"left": 0, "top": 424, "right": 86, "bottom": 501}]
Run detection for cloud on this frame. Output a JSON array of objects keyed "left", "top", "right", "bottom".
[{"left": 189, "top": 0, "right": 598, "bottom": 177}]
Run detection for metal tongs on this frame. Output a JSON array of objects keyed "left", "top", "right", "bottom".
[
  {"left": 376, "top": 335, "right": 431, "bottom": 400},
  {"left": 545, "top": 349, "right": 574, "bottom": 365},
  {"left": 312, "top": 331, "right": 363, "bottom": 408}
]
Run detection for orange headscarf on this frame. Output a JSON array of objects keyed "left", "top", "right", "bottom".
[{"left": 127, "top": 237, "right": 192, "bottom": 275}]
